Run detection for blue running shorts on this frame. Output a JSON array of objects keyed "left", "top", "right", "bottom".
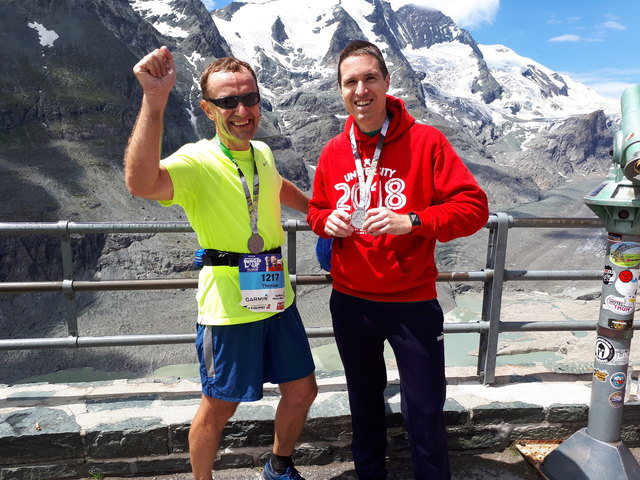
[{"left": 195, "top": 304, "right": 315, "bottom": 402}]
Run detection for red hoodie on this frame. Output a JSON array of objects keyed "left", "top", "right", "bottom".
[{"left": 307, "top": 95, "right": 489, "bottom": 302}]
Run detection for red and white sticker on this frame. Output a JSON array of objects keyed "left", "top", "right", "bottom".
[{"left": 603, "top": 295, "right": 634, "bottom": 315}]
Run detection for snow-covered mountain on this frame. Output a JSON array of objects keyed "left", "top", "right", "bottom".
[{"left": 126, "top": 0, "right": 616, "bottom": 204}]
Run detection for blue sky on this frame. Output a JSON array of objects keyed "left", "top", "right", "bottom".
[{"left": 201, "top": 0, "right": 639, "bottom": 100}]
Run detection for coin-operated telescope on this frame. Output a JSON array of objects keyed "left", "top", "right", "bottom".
[
  {"left": 618, "top": 86, "right": 640, "bottom": 183},
  {"left": 542, "top": 84, "right": 640, "bottom": 479},
  {"left": 585, "top": 84, "right": 640, "bottom": 230}
]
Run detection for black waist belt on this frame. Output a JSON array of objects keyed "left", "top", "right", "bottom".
[{"left": 202, "top": 247, "right": 282, "bottom": 267}]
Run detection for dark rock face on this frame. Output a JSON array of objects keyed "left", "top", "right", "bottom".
[{"left": 494, "top": 110, "right": 613, "bottom": 191}]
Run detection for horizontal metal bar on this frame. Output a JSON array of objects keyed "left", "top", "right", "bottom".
[
  {"left": 509, "top": 217, "right": 603, "bottom": 228},
  {"left": 504, "top": 270, "right": 602, "bottom": 281},
  {"left": 74, "top": 279, "right": 199, "bottom": 291},
  {"left": 438, "top": 271, "right": 492, "bottom": 282},
  {"left": 444, "top": 322, "right": 488, "bottom": 333},
  {"left": 484, "top": 216, "right": 604, "bottom": 229},
  {"left": 0, "top": 279, "right": 199, "bottom": 293},
  {"left": 0, "top": 217, "right": 606, "bottom": 236},
  {"left": 296, "top": 274, "right": 332, "bottom": 285},
  {"left": 0, "top": 269, "right": 604, "bottom": 294},
  {"left": 3, "top": 319, "right": 630, "bottom": 351},
  {"left": 0, "top": 219, "right": 310, "bottom": 235},
  {"left": 500, "top": 321, "right": 601, "bottom": 332},
  {"left": 0, "top": 328, "right": 335, "bottom": 350},
  {"left": 0, "top": 221, "right": 194, "bottom": 235}
]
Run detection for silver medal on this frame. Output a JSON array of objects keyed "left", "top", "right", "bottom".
[
  {"left": 350, "top": 209, "right": 366, "bottom": 229},
  {"left": 248, "top": 233, "right": 265, "bottom": 254}
]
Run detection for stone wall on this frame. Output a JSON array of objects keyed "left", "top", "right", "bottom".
[{"left": 1, "top": 374, "right": 639, "bottom": 479}]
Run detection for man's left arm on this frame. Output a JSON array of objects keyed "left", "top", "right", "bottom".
[
  {"left": 280, "top": 178, "right": 309, "bottom": 214},
  {"left": 418, "top": 140, "right": 489, "bottom": 242}
]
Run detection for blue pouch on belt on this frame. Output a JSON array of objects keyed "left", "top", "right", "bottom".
[{"left": 315, "top": 237, "right": 333, "bottom": 272}]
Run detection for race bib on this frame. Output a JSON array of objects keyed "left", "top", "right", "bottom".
[{"left": 238, "top": 253, "right": 285, "bottom": 312}]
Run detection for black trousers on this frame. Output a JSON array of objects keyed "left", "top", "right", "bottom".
[{"left": 330, "top": 289, "right": 451, "bottom": 480}]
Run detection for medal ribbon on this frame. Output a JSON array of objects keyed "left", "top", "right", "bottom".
[
  {"left": 349, "top": 117, "right": 390, "bottom": 210},
  {"left": 216, "top": 136, "right": 260, "bottom": 240}
]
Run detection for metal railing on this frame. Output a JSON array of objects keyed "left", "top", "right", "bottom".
[{"left": 0, "top": 214, "right": 623, "bottom": 383}]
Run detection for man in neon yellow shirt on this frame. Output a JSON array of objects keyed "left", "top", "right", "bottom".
[{"left": 124, "top": 46, "right": 317, "bottom": 480}]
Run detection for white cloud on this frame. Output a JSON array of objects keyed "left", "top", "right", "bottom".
[
  {"left": 388, "top": 0, "right": 499, "bottom": 29},
  {"left": 548, "top": 34, "right": 581, "bottom": 43},
  {"left": 601, "top": 20, "right": 626, "bottom": 31},
  {"left": 547, "top": 15, "right": 581, "bottom": 25}
]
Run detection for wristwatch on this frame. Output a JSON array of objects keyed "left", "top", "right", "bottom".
[{"left": 408, "top": 212, "right": 421, "bottom": 232}]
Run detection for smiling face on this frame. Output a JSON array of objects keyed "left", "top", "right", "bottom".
[
  {"left": 339, "top": 54, "right": 390, "bottom": 133},
  {"left": 200, "top": 68, "right": 260, "bottom": 150}
]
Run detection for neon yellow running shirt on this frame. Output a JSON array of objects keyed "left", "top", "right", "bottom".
[{"left": 159, "top": 139, "right": 294, "bottom": 325}]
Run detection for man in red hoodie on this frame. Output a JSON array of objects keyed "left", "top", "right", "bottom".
[{"left": 307, "top": 40, "right": 489, "bottom": 480}]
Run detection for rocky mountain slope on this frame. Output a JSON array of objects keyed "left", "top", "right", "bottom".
[{"left": 0, "top": 0, "right": 619, "bottom": 382}]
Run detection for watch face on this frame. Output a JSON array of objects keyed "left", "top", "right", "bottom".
[{"left": 410, "top": 212, "right": 421, "bottom": 226}]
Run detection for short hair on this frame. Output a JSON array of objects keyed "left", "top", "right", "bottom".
[
  {"left": 200, "top": 57, "right": 259, "bottom": 98},
  {"left": 337, "top": 40, "right": 389, "bottom": 86}
]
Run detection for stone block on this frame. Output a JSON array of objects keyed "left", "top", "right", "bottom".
[
  {"left": 0, "top": 408, "right": 83, "bottom": 464},
  {"left": 510, "top": 424, "right": 579, "bottom": 441},
  {"left": 472, "top": 402, "right": 545, "bottom": 424},
  {"left": 84, "top": 417, "right": 169, "bottom": 458},
  {"left": 445, "top": 398, "right": 469, "bottom": 425},
  {"left": 309, "top": 392, "right": 351, "bottom": 418},
  {"left": 546, "top": 404, "right": 589, "bottom": 423},
  {"left": 220, "top": 419, "right": 274, "bottom": 448},
  {"left": 215, "top": 452, "right": 256, "bottom": 469},
  {"left": 301, "top": 415, "right": 352, "bottom": 442},
  {"left": 233, "top": 403, "right": 276, "bottom": 421},
  {"left": 131, "top": 456, "right": 192, "bottom": 474},
  {"left": 622, "top": 402, "right": 640, "bottom": 423},
  {"left": 621, "top": 423, "right": 640, "bottom": 447},
  {"left": 388, "top": 426, "right": 409, "bottom": 453},
  {"left": 294, "top": 445, "right": 344, "bottom": 465},
  {"left": 169, "top": 423, "right": 190, "bottom": 453},
  {"left": 446, "top": 427, "right": 508, "bottom": 451},
  {"left": 0, "top": 461, "right": 84, "bottom": 480},
  {"left": 86, "top": 394, "right": 159, "bottom": 412}
]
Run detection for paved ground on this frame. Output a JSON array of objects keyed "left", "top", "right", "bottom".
[
  {"left": 108, "top": 449, "right": 543, "bottom": 480},
  {"left": 105, "top": 444, "right": 640, "bottom": 480}
]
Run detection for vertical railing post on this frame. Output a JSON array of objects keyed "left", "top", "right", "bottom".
[
  {"left": 58, "top": 221, "right": 78, "bottom": 338},
  {"left": 477, "top": 212, "right": 510, "bottom": 384},
  {"left": 286, "top": 220, "right": 298, "bottom": 293}
]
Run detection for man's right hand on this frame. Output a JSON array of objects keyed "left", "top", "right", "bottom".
[
  {"left": 124, "top": 46, "right": 176, "bottom": 201},
  {"left": 133, "top": 46, "right": 176, "bottom": 101},
  {"left": 324, "top": 209, "right": 354, "bottom": 238}
]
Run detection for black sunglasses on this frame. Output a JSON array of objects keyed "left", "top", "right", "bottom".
[{"left": 204, "top": 92, "right": 261, "bottom": 110}]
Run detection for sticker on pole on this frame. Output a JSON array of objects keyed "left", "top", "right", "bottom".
[
  {"left": 608, "top": 233, "right": 623, "bottom": 243},
  {"left": 595, "top": 337, "right": 615, "bottom": 363},
  {"left": 608, "top": 318, "right": 633, "bottom": 330},
  {"left": 610, "top": 372, "right": 626, "bottom": 389},
  {"left": 609, "top": 391, "right": 624, "bottom": 408},
  {"left": 593, "top": 368, "right": 609, "bottom": 382},
  {"left": 614, "top": 270, "right": 638, "bottom": 298},
  {"left": 594, "top": 337, "right": 630, "bottom": 365},
  {"left": 609, "top": 242, "right": 640, "bottom": 267},
  {"left": 603, "top": 295, "right": 634, "bottom": 315},
  {"left": 603, "top": 265, "right": 616, "bottom": 284}
]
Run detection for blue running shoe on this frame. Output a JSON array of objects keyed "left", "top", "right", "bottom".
[{"left": 260, "top": 459, "right": 306, "bottom": 480}]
